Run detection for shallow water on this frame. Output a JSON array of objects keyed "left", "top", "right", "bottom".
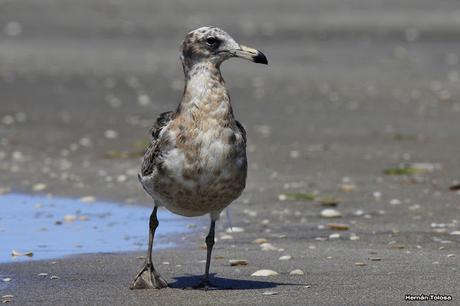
[{"left": 0, "top": 193, "right": 196, "bottom": 263}]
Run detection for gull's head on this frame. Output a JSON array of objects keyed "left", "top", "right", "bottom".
[{"left": 180, "top": 26, "right": 268, "bottom": 70}]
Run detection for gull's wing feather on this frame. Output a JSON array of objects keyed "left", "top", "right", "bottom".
[{"left": 140, "top": 111, "right": 175, "bottom": 176}]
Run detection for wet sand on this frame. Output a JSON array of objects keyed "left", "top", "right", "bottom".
[{"left": 1, "top": 0, "right": 459, "bottom": 304}]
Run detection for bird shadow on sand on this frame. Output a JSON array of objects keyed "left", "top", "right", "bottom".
[{"left": 169, "top": 274, "right": 304, "bottom": 290}]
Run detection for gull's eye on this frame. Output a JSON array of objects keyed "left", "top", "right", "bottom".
[{"left": 206, "top": 37, "right": 217, "bottom": 46}]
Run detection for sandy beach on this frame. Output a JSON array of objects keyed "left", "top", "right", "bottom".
[{"left": 0, "top": 0, "right": 459, "bottom": 304}]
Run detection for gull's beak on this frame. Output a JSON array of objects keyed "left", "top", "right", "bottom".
[{"left": 232, "top": 45, "right": 268, "bottom": 65}]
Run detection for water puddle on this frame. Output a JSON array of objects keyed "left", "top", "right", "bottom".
[{"left": 0, "top": 193, "right": 199, "bottom": 263}]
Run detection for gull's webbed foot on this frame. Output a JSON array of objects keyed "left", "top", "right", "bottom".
[{"left": 130, "top": 263, "right": 168, "bottom": 290}]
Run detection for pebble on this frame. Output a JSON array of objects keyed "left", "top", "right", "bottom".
[
  {"left": 32, "top": 183, "right": 47, "bottom": 191},
  {"left": 2, "top": 278, "right": 11, "bottom": 282},
  {"left": 450, "top": 231, "right": 460, "bottom": 236},
  {"left": 279, "top": 255, "right": 292, "bottom": 260},
  {"left": 37, "top": 273, "right": 48, "bottom": 277},
  {"left": 262, "top": 291, "right": 278, "bottom": 296},
  {"left": 50, "top": 275, "right": 60, "bottom": 280},
  {"left": 253, "top": 238, "right": 268, "bottom": 244},
  {"left": 289, "top": 269, "right": 304, "bottom": 275},
  {"left": 260, "top": 243, "right": 277, "bottom": 251},
  {"left": 327, "top": 223, "right": 350, "bottom": 231},
  {"left": 320, "top": 209, "right": 342, "bottom": 218},
  {"left": 329, "top": 233, "right": 341, "bottom": 239},
  {"left": 447, "top": 254, "right": 455, "bottom": 258},
  {"left": 354, "top": 262, "right": 367, "bottom": 266},
  {"left": 226, "top": 227, "right": 244, "bottom": 233},
  {"left": 251, "top": 269, "right": 279, "bottom": 277},
  {"left": 229, "top": 259, "right": 248, "bottom": 266}
]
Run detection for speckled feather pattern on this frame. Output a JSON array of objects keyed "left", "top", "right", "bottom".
[{"left": 139, "top": 28, "right": 248, "bottom": 220}]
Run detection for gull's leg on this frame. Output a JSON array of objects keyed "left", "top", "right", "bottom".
[
  {"left": 130, "top": 206, "right": 168, "bottom": 289},
  {"left": 194, "top": 220, "right": 216, "bottom": 290}
]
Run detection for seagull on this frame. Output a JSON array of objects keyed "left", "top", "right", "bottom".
[{"left": 130, "top": 26, "right": 268, "bottom": 290}]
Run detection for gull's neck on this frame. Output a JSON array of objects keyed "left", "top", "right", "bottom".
[{"left": 178, "top": 62, "right": 233, "bottom": 120}]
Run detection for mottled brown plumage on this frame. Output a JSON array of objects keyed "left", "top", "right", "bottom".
[{"left": 131, "top": 26, "right": 267, "bottom": 290}]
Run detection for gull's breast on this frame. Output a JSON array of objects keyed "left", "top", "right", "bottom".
[{"left": 143, "top": 122, "right": 247, "bottom": 217}]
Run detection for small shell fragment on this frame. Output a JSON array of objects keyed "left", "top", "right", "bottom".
[
  {"left": 63, "top": 214, "right": 77, "bottom": 222},
  {"left": 339, "top": 183, "right": 356, "bottom": 192},
  {"left": 50, "top": 275, "right": 60, "bottom": 280},
  {"left": 11, "top": 250, "right": 33, "bottom": 257},
  {"left": 2, "top": 278, "right": 11, "bottom": 282},
  {"left": 450, "top": 231, "right": 460, "bottom": 236},
  {"left": 229, "top": 259, "right": 248, "bottom": 266},
  {"left": 220, "top": 234, "right": 233, "bottom": 240},
  {"left": 327, "top": 223, "right": 350, "bottom": 231},
  {"left": 79, "top": 196, "right": 95, "bottom": 203},
  {"left": 369, "top": 257, "right": 382, "bottom": 261},
  {"left": 289, "top": 269, "right": 304, "bottom": 275},
  {"left": 320, "top": 209, "right": 342, "bottom": 218},
  {"left": 226, "top": 227, "right": 244, "bottom": 233},
  {"left": 260, "top": 243, "right": 277, "bottom": 251},
  {"left": 33, "top": 183, "right": 47, "bottom": 191},
  {"left": 37, "top": 273, "right": 48, "bottom": 277},
  {"left": 354, "top": 262, "right": 367, "bottom": 266},
  {"left": 262, "top": 291, "right": 278, "bottom": 296},
  {"left": 253, "top": 238, "right": 268, "bottom": 244},
  {"left": 389, "top": 243, "right": 405, "bottom": 249},
  {"left": 318, "top": 196, "right": 341, "bottom": 207},
  {"left": 251, "top": 269, "right": 279, "bottom": 277},
  {"left": 350, "top": 234, "right": 360, "bottom": 241},
  {"left": 279, "top": 255, "right": 292, "bottom": 261}
]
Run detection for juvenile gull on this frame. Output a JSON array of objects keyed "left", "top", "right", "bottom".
[{"left": 131, "top": 26, "right": 267, "bottom": 290}]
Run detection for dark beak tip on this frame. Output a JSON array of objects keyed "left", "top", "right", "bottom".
[{"left": 253, "top": 51, "right": 268, "bottom": 65}]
